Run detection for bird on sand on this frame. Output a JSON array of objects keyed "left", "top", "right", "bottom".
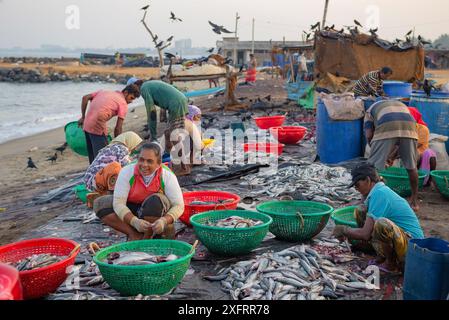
[
  {"left": 55, "top": 142, "right": 68, "bottom": 155},
  {"left": 170, "top": 11, "right": 182, "bottom": 22},
  {"left": 354, "top": 20, "right": 363, "bottom": 28},
  {"left": 27, "top": 157, "right": 38, "bottom": 169},
  {"left": 141, "top": 4, "right": 150, "bottom": 11},
  {"left": 47, "top": 153, "right": 58, "bottom": 164}
]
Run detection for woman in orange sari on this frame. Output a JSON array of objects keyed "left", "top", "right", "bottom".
[{"left": 245, "top": 54, "right": 257, "bottom": 84}]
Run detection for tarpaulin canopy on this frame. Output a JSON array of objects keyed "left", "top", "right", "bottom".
[{"left": 314, "top": 31, "right": 425, "bottom": 82}]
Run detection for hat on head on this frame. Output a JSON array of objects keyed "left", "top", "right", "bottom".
[
  {"left": 348, "top": 163, "right": 379, "bottom": 188},
  {"left": 126, "top": 77, "right": 140, "bottom": 86}
]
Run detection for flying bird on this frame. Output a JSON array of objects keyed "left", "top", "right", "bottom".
[
  {"left": 209, "top": 21, "right": 233, "bottom": 34},
  {"left": 55, "top": 142, "right": 68, "bottom": 155},
  {"left": 141, "top": 5, "right": 150, "bottom": 11},
  {"left": 46, "top": 153, "right": 58, "bottom": 164},
  {"left": 27, "top": 157, "right": 38, "bottom": 169},
  {"left": 354, "top": 20, "right": 363, "bottom": 28},
  {"left": 166, "top": 35, "right": 174, "bottom": 42},
  {"left": 170, "top": 11, "right": 182, "bottom": 22}
]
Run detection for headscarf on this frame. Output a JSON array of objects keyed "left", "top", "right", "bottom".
[
  {"left": 408, "top": 107, "right": 427, "bottom": 126},
  {"left": 186, "top": 105, "right": 202, "bottom": 121},
  {"left": 111, "top": 132, "right": 143, "bottom": 152}
]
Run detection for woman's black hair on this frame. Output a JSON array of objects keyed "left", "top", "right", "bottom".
[{"left": 139, "top": 142, "right": 162, "bottom": 161}]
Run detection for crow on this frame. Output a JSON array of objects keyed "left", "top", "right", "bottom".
[
  {"left": 156, "top": 41, "right": 164, "bottom": 48},
  {"left": 164, "top": 52, "right": 176, "bottom": 59},
  {"left": 55, "top": 142, "right": 68, "bottom": 155},
  {"left": 170, "top": 11, "right": 182, "bottom": 22},
  {"left": 337, "top": 28, "right": 345, "bottom": 34},
  {"left": 166, "top": 35, "right": 174, "bottom": 42},
  {"left": 141, "top": 5, "right": 150, "bottom": 11},
  {"left": 217, "top": 47, "right": 223, "bottom": 55},
  {"left": 220, "top": 27, "right": 233, "bottom": 34},
  {"left": 369, "top": 28, "right": 378, "bottom": 36},
  {"left": 354, "top": 20, "right": 363, "bottom": 28},
  {"left": 423, "top": 79, "right": 436, "bottom": 97},
  {"left": 224, "top": 57, "right": 233, "bottom": 65},
  {"left": 209, "top": 21, "right": 233, "bottom": 34},
  {"left": 212, "top": 27, "right": 222, "bottom": 35},
  {"left": 153, "top": 34, "right": 158, "bottom": 42},
  {"left": 207, "top": 47, "right": 215, "bottom": 53},
  {"left": 27, "top": 157, "right": 38, "bottom": 169},
  {"left": 47, "top": 153, "right": 58, "bottom": 164},
  {"left": 418, "top": 35, "right": 431, "bottom": 45},
  {"left": 306, "top": 33, "right": 312, "bottom": 41},
  {"left": 406, "top": 30, "right": 413, "bottom": 37},
  {"left": 310, "top": 22, "right": 320, "bottom": 30}
]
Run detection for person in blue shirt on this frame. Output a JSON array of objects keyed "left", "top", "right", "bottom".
[{"left": 333, "top": 163, "right": 424, "bottom": 273}]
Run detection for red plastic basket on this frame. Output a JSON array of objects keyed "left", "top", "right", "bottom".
[
  {"left": 269, "top": 126, "right": 308, "bottom": 145},
  {"left": 243, "top": 143, "right": 285, "bottom": 155},
  {"left": 0, "top": 263, "right": 23, "bottom": 300},
  {"left": 0, "top": 238, "right": 80, "bottom": 300},
  {"left": 181, "top": 191, "right": 241, "bottom": 227},
  {"left": 254, "top": 116, "right": 286, "bottom": 130}
]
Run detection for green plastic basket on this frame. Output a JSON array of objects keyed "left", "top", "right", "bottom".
[
  {"left": 379, "top": 167, "right": 427, "bottom": 197},
  {"left": 93, "top": 240, "right": 194, "bottom": 296},
  {"left": 331, "top": 206, "right": 358, "bottom": 228},
  {"left": 73, "top": 184, "right": 88, "bottom": 203},
  {"left": 256, "top": 201, "right": 333, "bottom": 242},
  {"left": 430, "top": 170, "right": 449, "bottom": 199},
  {"left": 190, "top": 210, "right": 273, "bottom": 256},
  {"left": 64, "top": 121, "right": 112, "bottom": 157}
]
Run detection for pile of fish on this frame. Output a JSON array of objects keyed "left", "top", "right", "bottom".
[
  {"left": 9, "top": 254, "right": 66, "bottom": 271},
  {"left": 105, "top": 251, "right": 179, "bottom": 266},
  {"left": 204, "top": 238, "right": 379, "bottom": 300},
  {"left": 241, "top": 162, "right": 361, "bottom": 205},
  {"left": 190, "top": 199, "right": 234, "bottom": 206},
  {"left": 205, "top": 216, "right": 263, "bottom": 228}
]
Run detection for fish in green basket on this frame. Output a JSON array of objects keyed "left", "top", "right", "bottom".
[
  {"left": 205, "top": 216, "right": 263, "bottom": 228},
  {"left": 105, "top": 251, "right": 178, "bottom": 266}
]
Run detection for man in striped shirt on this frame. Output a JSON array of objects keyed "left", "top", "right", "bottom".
[
  {"left": 354, "top": 67, "right": 393, "bottom": 97},
  {"left": 365, "top": 99, "right": 420, "bottom": 211}
]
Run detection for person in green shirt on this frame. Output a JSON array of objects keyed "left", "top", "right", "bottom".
[{"left": 137, "top": 80, "right": 188, "bottom": 141}]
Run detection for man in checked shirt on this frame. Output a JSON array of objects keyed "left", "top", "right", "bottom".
[{"left": 354, "top": 67, "right": 393, "bottom": 97}]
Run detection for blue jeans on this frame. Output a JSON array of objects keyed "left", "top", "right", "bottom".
[{"left": 84, "top": 131, "right": 108, "bottom": 164}]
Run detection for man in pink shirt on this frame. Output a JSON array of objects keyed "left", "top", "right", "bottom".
[{"left": 78, "top": 84, "right": 140, "bottom": 163}]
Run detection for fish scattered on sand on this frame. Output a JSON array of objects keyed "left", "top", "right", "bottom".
[
  {"left": 203, "top": 238, "right": 379, "bottom": 300},
  {"left": 105, "top": 251, "right": 179, "bottom": 266},
  {"left": 205, "top": 216, "right": 263, "bottom": 228},
  {"left": 9, "top": 254, "right": 65, "bottom": 271},
  {"left": 241, "top": 162, "right": 361, "bottom": 205}
]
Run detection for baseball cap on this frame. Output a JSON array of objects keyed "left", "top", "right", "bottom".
[{"left": 348, "top": 163, "right": 378, "bottom": 188}]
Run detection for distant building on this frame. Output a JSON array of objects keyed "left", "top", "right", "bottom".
[
  {"left": 175, "top": 39, "right": 193, "bottom": 50},
  {"left": 216, "top": 37, "right": 311, "bottom": 66}
]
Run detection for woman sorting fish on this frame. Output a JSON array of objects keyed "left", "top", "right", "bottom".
[
  {"left": 333, "top": 163, "right": 424, "bottom": 274},
  {"left": 83, "top": 132, "right": 143, "bottom": 205},
  {"left": 93, "top": 142, "right": 184, "bottom": 241}
]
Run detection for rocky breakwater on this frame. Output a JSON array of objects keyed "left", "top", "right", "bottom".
[{"left": 0, "top": 67, "right": 132, "bottom": 84}]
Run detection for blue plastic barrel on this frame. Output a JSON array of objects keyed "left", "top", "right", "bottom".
[
  {"left": 383, "top": 81, "right": 412, "bottom": 98},
  {"left": 403, "top": 238, "right": 449, "bottom": 300},
  {"left": 410, "top": 92, "right": 449, "bottom": 152},
  {"left": 316, "top": 99, "right": 364, "bottom": 164}
]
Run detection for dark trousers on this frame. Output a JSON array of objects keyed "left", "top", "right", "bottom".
[{"left": 84, "top": 131, "right": 108, "bottom": 164}]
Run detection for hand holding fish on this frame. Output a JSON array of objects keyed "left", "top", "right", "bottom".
[
  {"left": 130, "top": 217, "right": 151, "bottom": 233},
  {"left": 333, "top": 225, "right": 349, "bottom": 241},
  {"left": 152, "top": 217, "right": 168, "bottom": 235}
]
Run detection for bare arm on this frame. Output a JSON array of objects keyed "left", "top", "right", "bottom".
[
  {"left": 344, "top": 216, "right": 375, "bottom": 241},
  {"left": 79, "top": 94, "right": 94, "bottom": 127},
  {"left": 114, "top": 117, "right": 124, "bottom": 138},
  {"left": 365, "top": 128, "right": 374, "bottom": 145}
]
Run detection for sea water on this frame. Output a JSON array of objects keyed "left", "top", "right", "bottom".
[{"left": 0, "top": 82, "right": 141, "bottom": 144}]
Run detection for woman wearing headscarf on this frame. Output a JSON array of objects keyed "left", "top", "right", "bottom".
[
  {"left": 83, "top": 131, "right": 143, "bottom": 196},
  {"left": 408, "top": 107, "right": 437, "bottom": 185}
]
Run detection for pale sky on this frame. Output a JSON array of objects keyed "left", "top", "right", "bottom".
[{"left": 0, "top": 0, "right": 448, "bottom": 49}]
